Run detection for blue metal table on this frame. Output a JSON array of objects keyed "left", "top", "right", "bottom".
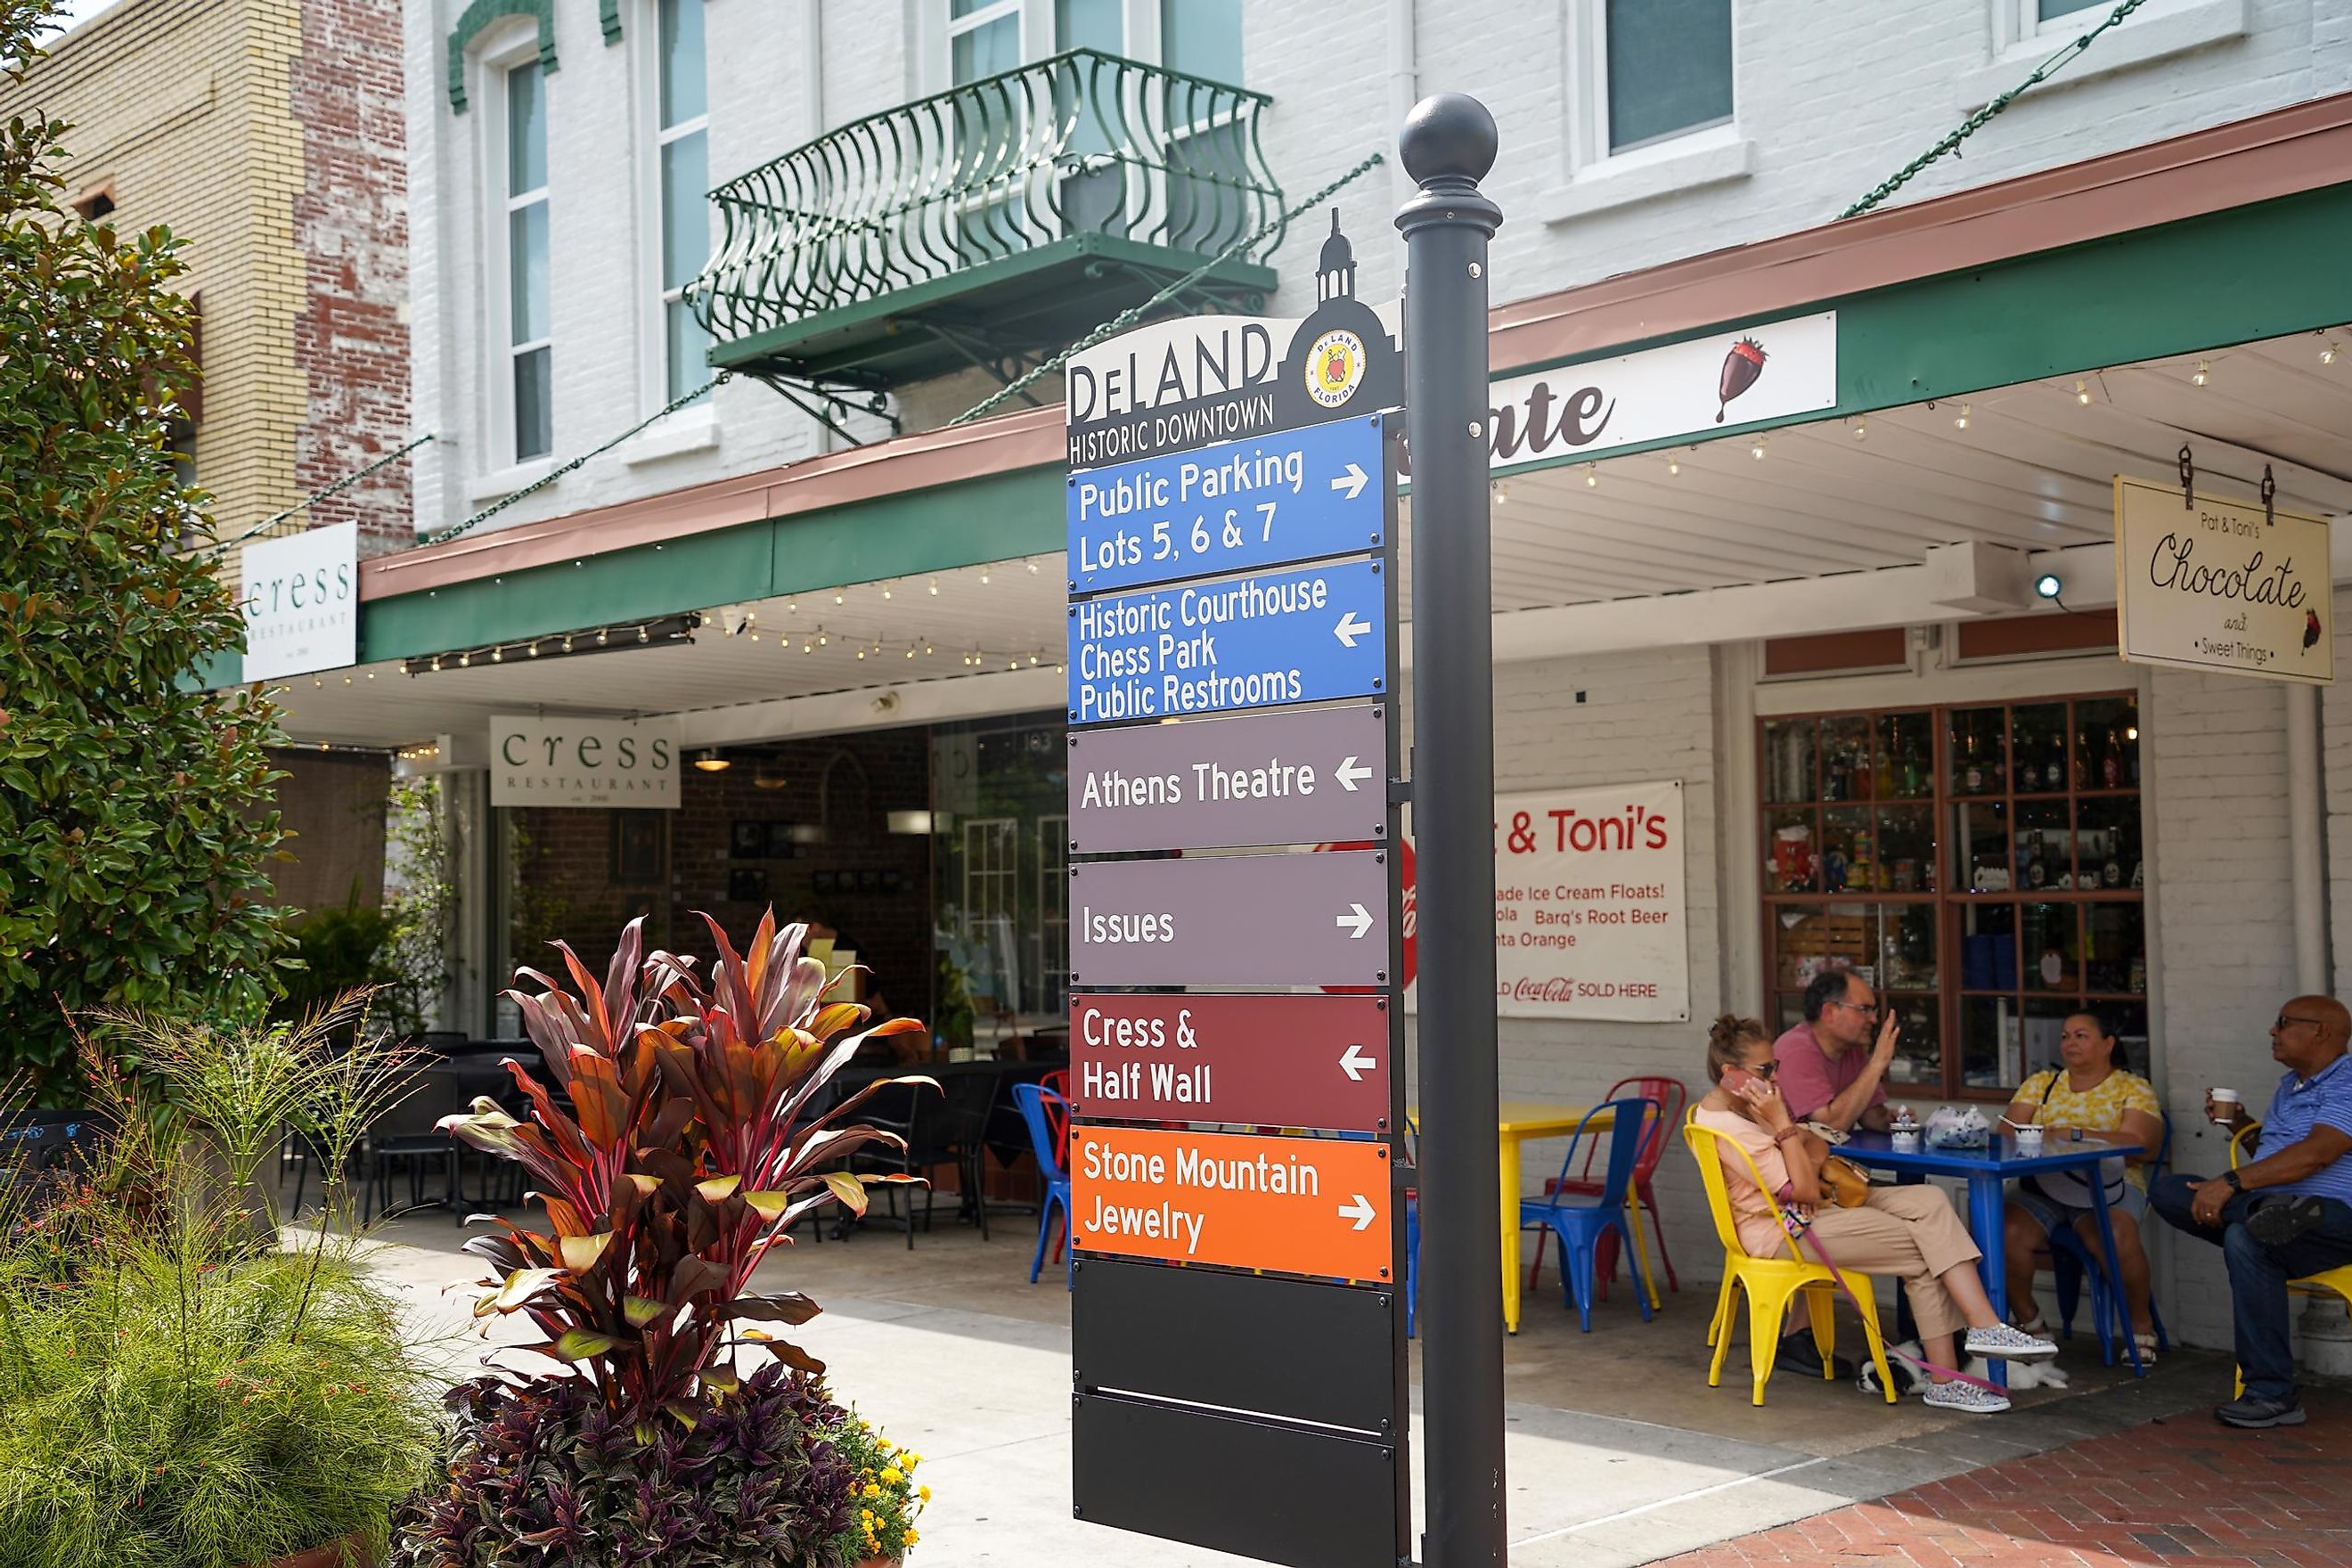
[{"left": 1834, "top": 1130, "right": 2146, "bottom": 1385}]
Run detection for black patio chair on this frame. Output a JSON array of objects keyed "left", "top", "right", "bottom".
[
  {"left": 360, "top": 1066, "right": 471, "bottom": 1223},
  {"left": 846, "top": 1078, "right": 958, "bottom": 1248}
]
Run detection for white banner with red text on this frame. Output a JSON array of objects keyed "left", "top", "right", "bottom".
[{"left": 1490, "top": 780, "right": 1690, "bottom": 1022}]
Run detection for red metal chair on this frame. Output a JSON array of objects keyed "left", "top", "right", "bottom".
[
  {"left": 1529, "top": 1074, "right": 1685, "bottom": 1300},
  {"left": 1035, "top": 1069, "right": 1071, "bottom": 1261}
]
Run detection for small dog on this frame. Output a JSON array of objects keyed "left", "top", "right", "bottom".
[{"left": 1857, "top": 1338, "right": 2071, "bottom": 1396}]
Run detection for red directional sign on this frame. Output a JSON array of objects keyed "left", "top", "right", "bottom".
[{"left": 1068, "top": 993, "right": 1392, "bottom": 1133}]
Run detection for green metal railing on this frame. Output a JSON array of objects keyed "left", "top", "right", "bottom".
[{"left": 690, "top": 50, "right": 1281, "bottom": 360}]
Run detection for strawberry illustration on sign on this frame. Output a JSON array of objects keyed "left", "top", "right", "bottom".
[
  {"left": 1716, "top": 337, "right": 1768, "bottom": 422},
  {"left": 2307, "top": 608, "right": 2323, "bottom": 649}
]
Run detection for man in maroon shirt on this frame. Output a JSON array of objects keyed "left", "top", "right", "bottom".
[{"left": 1775, "top": 970, "right": 1900, "bottom": 1132}]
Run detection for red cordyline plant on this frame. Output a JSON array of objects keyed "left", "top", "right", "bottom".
[{"left": 442, "top": 911, "right": 928, "bottom": 1432}]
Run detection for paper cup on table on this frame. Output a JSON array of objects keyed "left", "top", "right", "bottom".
[{"left": 2013, "top": 1125, "right": 2045, "bottom": 1154}]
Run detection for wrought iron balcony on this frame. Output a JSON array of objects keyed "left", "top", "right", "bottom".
[{"left": 690, "top": 50, "right": 1282, "bottom": 395}]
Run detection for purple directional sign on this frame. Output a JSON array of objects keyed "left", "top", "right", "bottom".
[
  {"left": 1068, "top": 848, "right": 1392, "bottom": 989},
  {"left": 1067, "top": 705, "right": 1387, "bottom": 854}
]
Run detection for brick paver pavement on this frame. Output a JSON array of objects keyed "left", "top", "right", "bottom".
[{"left": 1654, "top": 1390, "right": 2351, "bottom": 1568}]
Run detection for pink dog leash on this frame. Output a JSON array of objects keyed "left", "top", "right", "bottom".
[{"left": 1775, "top": 1190, "right": 2005, "bottom": 1395}]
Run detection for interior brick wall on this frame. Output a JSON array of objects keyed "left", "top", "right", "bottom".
[{"left": 512, "top": 727, "right": 935, "bottom": 1025}]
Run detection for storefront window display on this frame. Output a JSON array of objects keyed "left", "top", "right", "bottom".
[
  {"left": 929, "top": 713, "right": 1070, "bottom": 1054},
  {"left": 1762, "top": 692, "right": 2146, "bottom": 1097}
]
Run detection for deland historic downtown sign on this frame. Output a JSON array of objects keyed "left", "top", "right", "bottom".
[{"left": 1061, "top": 214, "right": 1412, "bottom": 1568}]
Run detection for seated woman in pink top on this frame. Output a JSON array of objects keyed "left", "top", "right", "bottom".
[{"left": 1694, "top": 1014, "right": 2058, "bottom": 1415}]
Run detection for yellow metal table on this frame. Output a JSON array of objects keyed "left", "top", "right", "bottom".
[{"left": 1410, "top": 1098, "right": 1656, "bottom": 1333}]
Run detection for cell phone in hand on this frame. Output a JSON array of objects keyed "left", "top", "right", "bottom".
[{"left": 1721, "top": 1066, "right": 1760, "bottom": 1095}]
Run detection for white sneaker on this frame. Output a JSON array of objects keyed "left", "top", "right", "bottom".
[
  {"left": 1923, "top": 1378, "right": 2012, "bottom": 1415},
  {"left": 1965, "top": 1321, "right": 2059, "bottom": 1360}
]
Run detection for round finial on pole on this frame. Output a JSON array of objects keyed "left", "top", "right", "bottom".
[{"left": 1399, "top": 93, "right": 1498, "bottom": 188}]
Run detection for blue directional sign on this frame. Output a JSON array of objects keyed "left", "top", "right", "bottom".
[
  {"left": 1067, "top": 559, "right": 1386, "bottom": 724},
  {"left": 1068, "top": 414, "right": 1387, "bottom": 595}
]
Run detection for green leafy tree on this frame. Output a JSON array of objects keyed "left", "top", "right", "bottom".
[{"left": 0, "top": 2, "right": 288, "bottom": 1098}]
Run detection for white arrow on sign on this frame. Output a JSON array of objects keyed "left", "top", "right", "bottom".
[
  {"left": 1335, "top": 902, "right": 1373, "bottom": 940},
  {"left": 1338, "top": 1194, "right": 1377, "bottom": 1231},
  {"left": 1329, "top": 461, "right": 1369, "bottom": 501},
  {"left": 1338, "top": 1043, "right": 1377, "bottom": 1082},
  {"left": 1333, "top": 611, "right": 1371, "bottom": 648},
  {"left": 1334, "top": 755, "right": 1373, "bottom": 792}
]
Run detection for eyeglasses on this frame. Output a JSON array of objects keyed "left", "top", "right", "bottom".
[
  {"left": 2276, "top": 1014, "right": 2325, "bottom": 1032},
  {"left": 1828, "top": 1000, "right": 1882, "bottom": 1017},
  {"left": 1750, "top": 1060, "right": 1780, "bottom": 1079}
]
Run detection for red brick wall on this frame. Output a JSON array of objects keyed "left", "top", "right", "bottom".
[
  {"left": 513, "top": 729, "right": 936, "bottom": 1025},
  {"left": 291, "top": 0, "right": 412, "bottom": 555}
]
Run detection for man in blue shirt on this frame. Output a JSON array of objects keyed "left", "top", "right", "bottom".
[{"left": 2153, "top": 994, "right": 2352, "bottom": 1428}]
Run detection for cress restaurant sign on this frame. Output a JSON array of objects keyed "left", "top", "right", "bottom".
[
  {"left": 490, "top": 715, "right": 681, "bottom": 809},
  {"left": 2115, "top": 475, "right": 2333, "bottom": 687}
]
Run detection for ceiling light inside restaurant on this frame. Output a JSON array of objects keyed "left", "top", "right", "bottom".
[
  {"left": 691, "top": 750, "right": 731, "bottom": 772},
  {"left": 887, "top": 810, "right": 936, "bottom": 836},
  {"left": 2034, "top": 572, "right": 2063, "bottom": 601}
]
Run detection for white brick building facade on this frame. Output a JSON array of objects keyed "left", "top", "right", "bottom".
[{"left": 381, "top": 1, "right": 2352, "bottom": 1362}]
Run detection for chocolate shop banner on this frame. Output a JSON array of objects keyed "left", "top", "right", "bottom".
[
  {"left": 490, "top": 715, "right": 680, "bottom": 809},
  {"left": 2114, "top": 475, "right": 2333, "bottom": 686},
  {"left": 1490, "top": 780, "right": 1690, "bottom": 1023}
]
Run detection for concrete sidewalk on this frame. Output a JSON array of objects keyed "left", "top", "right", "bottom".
[{"left": 356, "top": 1211, "right": 2222, "bottom": 1566}]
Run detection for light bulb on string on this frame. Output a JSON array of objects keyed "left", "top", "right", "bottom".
[
  {"left": 1491, "top": 481, "right": 1509, "bottom": 505},
  {"left": 2193, "top": 360, "right": 2209, "bottom": 387},
  {"left": 882, "top": 585, "right": 893, "bottom": 599},
  {"left": 1025, "top": 559, "right": 1040, "bottom": 574},
  {"left": 2075, "top": 380, "right": 2091, "bottom": 405},
  {"left": 1666, "top": 454, "right": 1679, "bottom": 476},
  {"left": 927, "top": 579, "right": 939, "bottom": 595},
  {"left": 833, "top": 592, "right": 844, "bottom": 605},
  {"left": 1853, "top": 418, "right": 1866, "bottom": 441},
  {"left": 1584, "top": 464, "right": 1597, "bottom": 488},
  {"left": 980, "top": 568, "right": 992, "bottom": 584},
  {"left": 1954, "top": 404, "right": 1970, "bottom": 430},
  {"left": 638, "top": 625, "right": 650, "bottom": 643},
  {"left": 1751, "top": 438, "right": 1767, "bottom": 460},
  {"left": 490, "top": 647, "right": 502, "bottom": 663},
  {"left": 458, "top": 653, "right": 470, "bottom": 668},
  {"left": 596, "top": 630, "right": 608, "bottom": 646},
  {"left": 2324, "top": 341, "right": 2340, "bottom": 366}
]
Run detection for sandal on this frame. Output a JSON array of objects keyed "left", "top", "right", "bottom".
[{"left": 2131, "top": 1331, "right": 2159, "bottom": 1366}]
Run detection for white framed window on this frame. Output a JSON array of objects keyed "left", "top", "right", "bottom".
[
  {"left": 1583, "top": 0, "right": 1734, "bottom": 159},
  {"left": 1970, "top": 0, "right": 2246, "bottom": 106},
  {"left": 486, "top": 46, "right": 552, "bottom": 465},
  {"left": 650, "top": 0, "right": 710, "bottom": 408},
  {"left": 2024, "top": 0, "right": 2116, "bottom": 30},
  {"left": 950, "top": 0, "right": 1023, "bottom": 84}
]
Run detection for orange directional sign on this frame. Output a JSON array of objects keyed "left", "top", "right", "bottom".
[{"left": 1070, "top": 1125, "right": 1393, "bottom": 1284}]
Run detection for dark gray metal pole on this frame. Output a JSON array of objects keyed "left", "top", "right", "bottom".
[{"left": 1396, "top": 94, "right": 1505, "bottom": 1568}]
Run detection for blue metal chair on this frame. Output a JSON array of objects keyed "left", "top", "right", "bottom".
[
  {"left": 1401, "top": 1115, "right": 1420, "bottom": 1339},
  {"left": 1010, "top": 1082, "right": 1073, "bottom": 1289},
  {"left": 2047, "top": 1112, "right": 2170, "bottom": 1366},
  {"left": 1518, "top": 1097, "right": 1660, "bottom": 1332}
]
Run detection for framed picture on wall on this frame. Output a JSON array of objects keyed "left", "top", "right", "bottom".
[
  {"left": 728, "top": 866, "right": 769, "bottom": 902},
  {"left": 610, "top": 813, "right": 665, "bottom": 886},
  {"left": 764, "top": 822, "right": 804, "bottom": 859},
  {"left": 730, "top": 821, "right": 766, "bottom": 858}
]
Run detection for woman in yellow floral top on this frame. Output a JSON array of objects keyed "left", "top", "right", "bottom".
[{"left": 2000, "top": 1009, "right": 2164, "bottom": 1360}]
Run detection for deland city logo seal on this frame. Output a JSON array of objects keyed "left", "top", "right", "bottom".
[{"left": 1304, "top": 328, "right": 1367, "bottom": 410}]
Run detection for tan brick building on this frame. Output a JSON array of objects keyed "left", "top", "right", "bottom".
[
  {"left": 2, "top": 0, "right": 411, "bottom": 567},
  {"left": 3, "top": 0, "right": 412, "bottom": 911}
]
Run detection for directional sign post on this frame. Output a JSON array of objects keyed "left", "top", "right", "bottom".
[{"left": 1063, "top": 279, "right": 1409, "bottom": 1568}]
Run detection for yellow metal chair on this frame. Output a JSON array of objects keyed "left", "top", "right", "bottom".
[
  {"left": 1682, "top": 1121, "right": 1897, "bottom": 1406},
  {"left": 2226, "top": 1125, "right": 2352, "bottom": 1395}
]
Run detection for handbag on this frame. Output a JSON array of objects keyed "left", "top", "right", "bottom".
[{"left": 1817, "top": 1154, "right": 1872, "bottom": 1209}]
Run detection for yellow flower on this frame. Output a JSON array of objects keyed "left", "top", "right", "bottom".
[
  {"left": 904, "top": 1531, "right": 919, "bottom": 1547},
  {"left": 864, "top": 1482, "right": 881, "bottom": 1499},
  {"left": 918, "top": 1485, "right": 931, "bottom": 1503},
  {"left": 880, "top": 1466, "right": 903, "bottom": 1485}
]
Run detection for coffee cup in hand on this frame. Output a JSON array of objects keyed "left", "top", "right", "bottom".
[{"left": 2207, "top": 1087, "right": 2242, "bottom": 1127}]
